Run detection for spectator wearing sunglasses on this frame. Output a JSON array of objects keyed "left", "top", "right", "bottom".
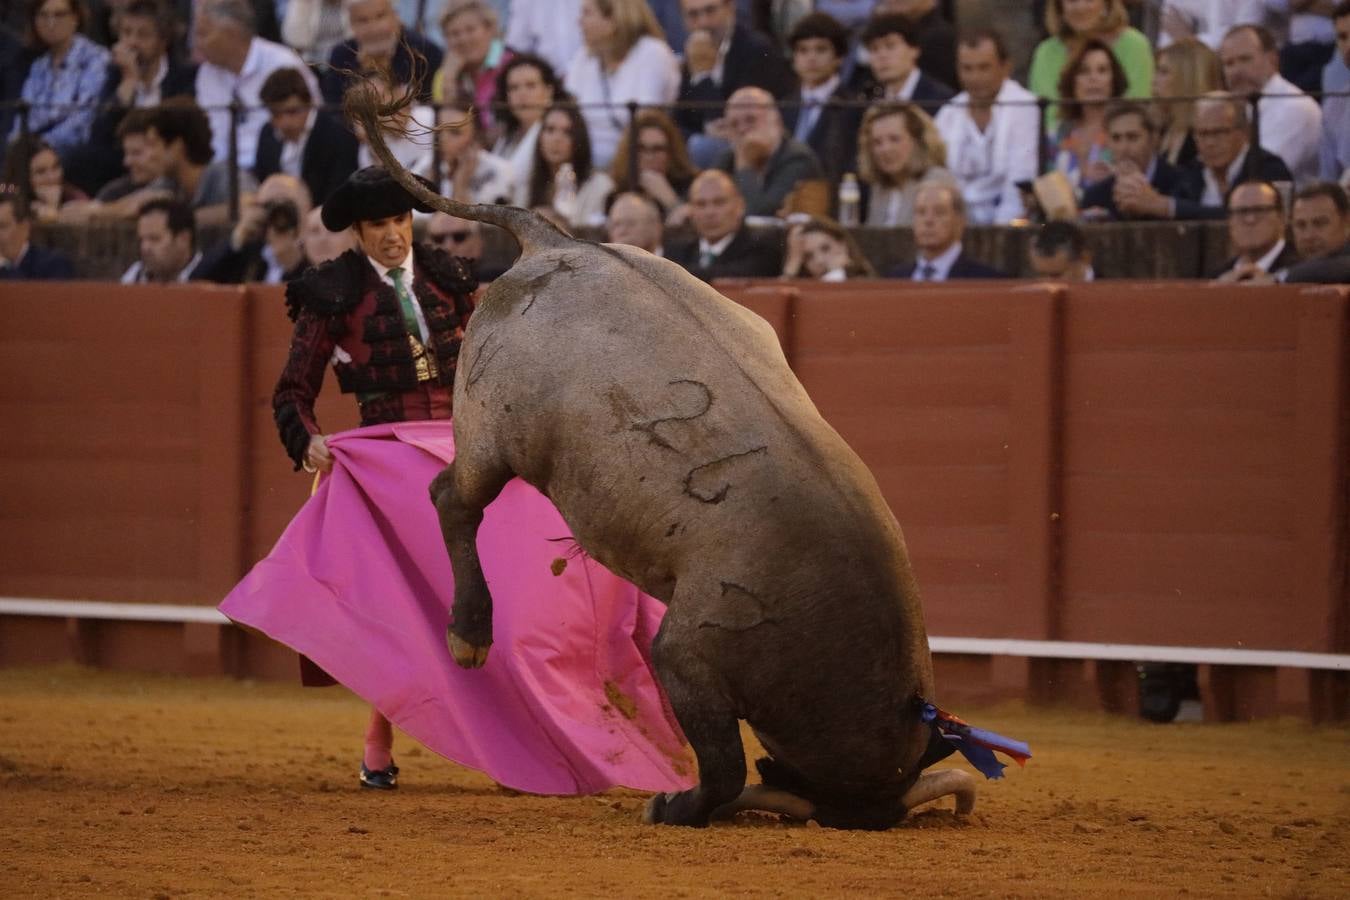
[{"left": 426, "top": 210, "right": 506, "bottom": 281}]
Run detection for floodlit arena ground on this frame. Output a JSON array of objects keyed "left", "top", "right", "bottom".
[{"left": 0, "top": 666, "right": 1346, "bottom": 897}]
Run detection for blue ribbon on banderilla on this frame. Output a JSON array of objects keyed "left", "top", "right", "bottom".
[{"left": 921, "top": 701, "right": 1032, "bottom": 780}]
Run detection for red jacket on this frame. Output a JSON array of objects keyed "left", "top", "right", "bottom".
[{"left": 273, "top": 244, "right": 477, "bottom": 468}]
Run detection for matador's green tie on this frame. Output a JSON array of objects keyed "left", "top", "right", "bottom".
[{"left": 387, "top": 266, "right": 421, "bottom": 337}]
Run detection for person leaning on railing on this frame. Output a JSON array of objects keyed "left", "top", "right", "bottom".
[{"left": 780, "top": 213, "right": 876, "bottom": 281}]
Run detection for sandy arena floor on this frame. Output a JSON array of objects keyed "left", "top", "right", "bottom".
[{"left": 0, "top": 665, "right": 1347, "bottom": 898}]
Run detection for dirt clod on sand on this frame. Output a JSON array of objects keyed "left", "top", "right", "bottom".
[{"left": 1, "top": 665, "right": 1347, "bottom": 897}]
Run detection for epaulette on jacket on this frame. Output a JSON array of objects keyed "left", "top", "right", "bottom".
[
  {"left": 283, "top": 248, "right": 368, "bottom": 323},
  {"left": 283, "top": 244, "right": 477, "bottom": 324}
]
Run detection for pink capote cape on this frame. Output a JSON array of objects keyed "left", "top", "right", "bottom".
[{"left": 219, "top": 421, "right": 694, "bottom": 795}]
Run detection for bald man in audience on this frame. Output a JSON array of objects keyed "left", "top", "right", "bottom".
[
  {"left": 715, "top": 86, "right": 824, "bottom": 217},
  {"left": 606, "top": 192, "right": 665, "bottom": 255},
  {"left": 667, "top": 170, "right": 783, "bottom": 281}
]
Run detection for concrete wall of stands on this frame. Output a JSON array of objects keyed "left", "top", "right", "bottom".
[{"left": 2, "top": 280, "right": 1346, "bottom": 720}]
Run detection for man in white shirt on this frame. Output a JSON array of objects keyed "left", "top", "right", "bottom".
[
  {"left": 122, "top": 198, "right": 205, "bottom": 283},
  {"left": 933, "top": 28, "right": 1040, "bottom": 226},
  {"left": 193, "top": 0, "right": 319, "bottom": 171},
  {"left": 1219, "top": 24, "right": 1323, "bottom": 182},
  {"left": 1159, "top": 0, "right": 1266, "bottom": 49},
  {"left": 505, "top": 0, "right": 584, "bottom": 76}
]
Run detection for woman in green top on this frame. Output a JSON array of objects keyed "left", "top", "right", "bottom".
[{"left": 1029, "top": 0, "right": 1153, "bottom": 130}]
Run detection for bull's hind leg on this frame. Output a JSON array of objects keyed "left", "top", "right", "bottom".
[
  {"left": 642, "top": 606, "right": 745, "bottom": 827},
  {"left": 429, "top": 455, "right": 513, "bottom": 668}
]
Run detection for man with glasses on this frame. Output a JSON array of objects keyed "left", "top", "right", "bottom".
[
  {"left": 1211, "top": 180, "right": 1297, "bottom": 281},
  {"left": 1117, "top": 92, "right": 1292, "bottom": 220}
]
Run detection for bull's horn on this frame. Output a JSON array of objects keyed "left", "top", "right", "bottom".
[
  {"left": 901, "top": 768, "right": 976, "bottom": 815},
  {"left": 711, "top": 784, "right": 817, "bottom": 822}
]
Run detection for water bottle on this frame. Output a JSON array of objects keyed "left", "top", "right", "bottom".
[
  {"left": 553, "top": 162, "right": 579, "bottom": 225},
  {"left": 837, "top": 173, "right": 861, "bottom": 227}
]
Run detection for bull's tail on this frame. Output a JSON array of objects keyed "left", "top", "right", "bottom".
[{"left": 345, "top": 80, "right": 573, "bottom": 257}]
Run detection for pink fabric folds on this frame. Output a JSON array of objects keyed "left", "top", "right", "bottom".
[{"left": 220, "top": 421, "right": 694, "bottom": 795}]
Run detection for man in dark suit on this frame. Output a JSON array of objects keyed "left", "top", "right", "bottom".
[
  {"left": 673, "top": 0, "right": 794, "bottom": 156},
  {"left": 321, "top": 0, "right": 443, "bottom": 105},
  {"left": 1113, "top": 92, "right": 1292, "bottom": 221},
  {"left": 255, "top": 67, "right": 360, "bottom": 206},
  {"left": 886, "top": 181, "right": 1004, "bottom": 280},
  {"left": 1210, "top": 181, "right": 1299, "bottom": 281},
  {"left": 1278, "top": 182, "right": 1350, "bottom": 283},
  {"left": 666, "top": 170, "right": 782, "bottom": 281},
  {"left": 1081, "top": 101, "right": 1182, "bottom": 222},
  {"left": 855, "top": 13, "right": 954, "bottom": 115},
  {"left": 781, "top": 12, "right": 862, "bottom": 186},
  {"left": 0, "top": 191, "right": 75, "bottom": 280}
]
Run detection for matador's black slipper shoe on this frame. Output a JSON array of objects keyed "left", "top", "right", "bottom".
[{"left": 359, "top": 761, "right": 399, "bottom": 790}]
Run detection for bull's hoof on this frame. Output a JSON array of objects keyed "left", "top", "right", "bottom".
[
  {"left": 641, "top": 793, "right": 669, "bottom": 825},
  {"left": 641, "top": 791, "right": 709, "bottom": 827},
  {"left": 447, "top": 629, "right": 491, "bottom": 668}
]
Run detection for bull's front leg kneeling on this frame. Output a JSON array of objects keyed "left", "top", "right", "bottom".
[
  {"left": 432, "top": 464, "right": 496, "bottom": 668},
  {"left": 445, "top": 553, "right": 493, "bottom": 668}
]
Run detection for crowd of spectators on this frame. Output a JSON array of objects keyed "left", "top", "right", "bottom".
[{"left": 1, "top": 0, "right": 1348, "bottom": 285}]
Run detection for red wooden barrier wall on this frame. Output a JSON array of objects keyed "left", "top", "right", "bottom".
[{"left": 1, "top": 280, "right": 1345, "bottom": 717}]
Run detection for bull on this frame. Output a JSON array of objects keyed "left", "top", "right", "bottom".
[{"left": 349, "top": 86, "right": 987, "bottom": 828}]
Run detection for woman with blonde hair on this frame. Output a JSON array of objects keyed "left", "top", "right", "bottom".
[
  {"left": 564, "top": 0, "right": 680, "bottom": 169},
  {"left": 1028, "top": 0, "right": 1152, "bottom": 128},
  {"left": 608, "top": 108, "right": 697, "bottom": 219},
  {"left": 781, "top": 214, "right": 876, "bottom": 281},
  {"left": 1151, "top": 37, "right": 1222, "bottom": 168},
  {"left": 856, "top": 102, "right": 954, "bottom": 227}
]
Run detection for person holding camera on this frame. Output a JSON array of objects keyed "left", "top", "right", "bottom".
[{"left": 196, "top": 173, "right": 312, "bottom": 284}]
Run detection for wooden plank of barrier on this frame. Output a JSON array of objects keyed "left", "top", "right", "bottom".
[
  {"left": 194, "top": 288, "right": 252, "bottom": 602},
  {"left": 1292, "top": 288, "right": 1349, "bottom": 654},
  {"left": 1006, "top": 286, "right": 1065, "bottom": 642}
]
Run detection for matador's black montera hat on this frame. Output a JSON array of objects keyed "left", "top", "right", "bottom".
[{"left": 321, "top": 165, "right": 438, "bottom": 232}]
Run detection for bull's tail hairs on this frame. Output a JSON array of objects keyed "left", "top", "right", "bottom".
[{"left": 341, "top": 43, "right": 572, "bottom": 258}]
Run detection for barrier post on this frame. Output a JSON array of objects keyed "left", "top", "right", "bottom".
[
  {"left": 626, "top": 100, "right": 639, "bottom": 191},
  {"left": 228, "top": 97, "right": 242, "bottom": 221}
]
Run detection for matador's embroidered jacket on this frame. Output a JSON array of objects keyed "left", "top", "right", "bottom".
[{"left": 273, "top": 244, "right": 477, "bottom": 468}]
